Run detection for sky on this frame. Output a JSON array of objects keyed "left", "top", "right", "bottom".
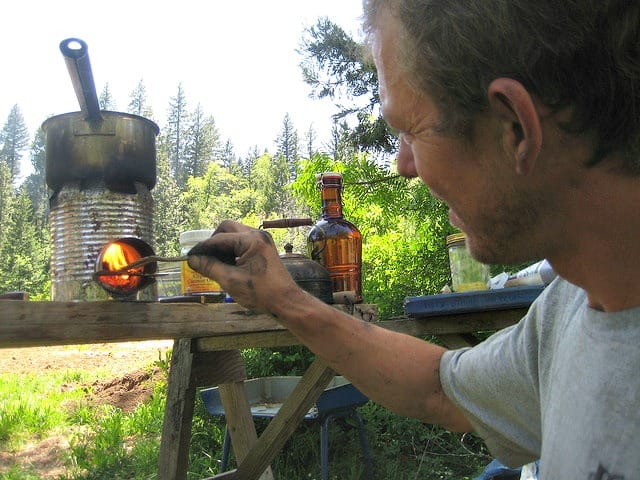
[{"left": 1, "top": 1, "right": 365, "bottom": 179}]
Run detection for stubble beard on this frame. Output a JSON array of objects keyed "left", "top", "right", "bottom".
[{"left": 466, "top": 189, "right": 548, "bottom": 266}]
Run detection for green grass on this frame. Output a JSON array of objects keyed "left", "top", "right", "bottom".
[
  {"left": 0, "top": 350, "right": 490, "bottom": 479},
  {"left": 0, "top": 370, "right": 90, "bottom": 447}
]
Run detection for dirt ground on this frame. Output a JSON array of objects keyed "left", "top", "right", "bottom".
[
  {"left": 0, "top": 340, "right": 173, "bottom": 375},
  {"left": 0, "top": 340, "right": 173, "bottom": 478}
]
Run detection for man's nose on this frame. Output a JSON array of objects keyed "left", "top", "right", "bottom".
[{"left": 396, "top": 138, "right": 418, "bottom": 178}]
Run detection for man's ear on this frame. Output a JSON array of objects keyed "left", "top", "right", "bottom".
[{"left": 487, "top": 78, "right": 542, "bottom": 175}]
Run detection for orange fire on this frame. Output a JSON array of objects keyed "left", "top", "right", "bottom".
[{"left": 97, "top": 241, "right": 144, "bottom": 292}]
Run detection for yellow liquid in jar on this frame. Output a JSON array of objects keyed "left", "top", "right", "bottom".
[{"left": 181, "top": 261, "right": 222, "bottom": 294}]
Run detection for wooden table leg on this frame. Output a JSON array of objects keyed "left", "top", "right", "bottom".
[
  {"left": 159, "top": 338, "right": 196, "bottom": 480},
  {"left": 159, "top": 342, "right": 268, "bottom": 480},
  {"left": 218, "top": 382, "right": 274, "bottom": 480},
  {"left": 211, "top": 358, "right": 335, "bottom": 480}
]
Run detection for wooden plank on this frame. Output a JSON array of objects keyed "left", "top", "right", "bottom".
[
  {"left": 227, "top": 358, "right": 336, "bottom": 480},
  {"left": 0, "top": 302, "right": 377, "bottom": 349},
  {"left": 0, "top": 301, "right": 284, "bottom": 348},
  {"left": 195, "top": 331, "right": 300, "bottom": 351},
  {"left": 378, "top": 308, "right": 526, "bottom": 337},
  {"left": 218, "top": 382, "right": 274, "bottom": 480},
  {"left": 158, "top": 339, "right": 196, "bottom": 480},
  {"left": 195, "top": 304, "right": 379, "bottom": 351},
  {"left": 194, "top": 308, "right": 524, "bottom": 353},
  {"left": 191, "top": 350, "right": 247, "bottom": 387},
  {"left": 160, "top": 348, "right": 249, "bottom": 479}
]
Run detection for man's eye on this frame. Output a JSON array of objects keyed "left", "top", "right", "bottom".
[{"left": 399, "top": 132, "right": 415, "bottom": 145}]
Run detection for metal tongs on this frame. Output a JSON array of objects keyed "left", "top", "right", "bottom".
[
  {"left": 92, "top": 237, "right": 238, "bottom": 280},
  {"left": 93, "top": 255, "right": 190, "bottom": 277}
]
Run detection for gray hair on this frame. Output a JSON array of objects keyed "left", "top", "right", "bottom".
[{"left": 363, "top": 0, "right": 640, "bottom": 174}]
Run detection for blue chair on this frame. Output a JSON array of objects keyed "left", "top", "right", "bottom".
[{"left": 200, "top": 376, "right": 374, "bottom": 479}]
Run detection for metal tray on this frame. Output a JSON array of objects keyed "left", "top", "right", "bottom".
[{"left": 200, "top": 376, "right": 368, "bottom": 419}]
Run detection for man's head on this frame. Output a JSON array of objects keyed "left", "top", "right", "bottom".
[
  {"left": 363, "top": 0, "right": 640, "bottom": 174},
  {"left": 363, "top": 0, "right": 637, "bottom": 267}
]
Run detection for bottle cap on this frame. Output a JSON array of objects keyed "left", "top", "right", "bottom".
[
  {"left": 179, "top": 229, "right": 215, "bottom": 246},
  {"left": 317, "top": 172, "right": 343, "bottom": 188},
  {"left": 446, "top": 232, "right": 466, "bottom": 246}
]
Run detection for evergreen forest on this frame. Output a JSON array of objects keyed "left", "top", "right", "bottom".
[{"left": 0, "top": 18, "right": 456, "bottom": 317}]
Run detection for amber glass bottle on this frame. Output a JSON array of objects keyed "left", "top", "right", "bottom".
[{"left": 307, "top": 172, "right": 362, "bottom": 304}]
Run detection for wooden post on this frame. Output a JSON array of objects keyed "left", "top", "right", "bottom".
[
  {"left": 159, "top": 339, "right": 196, "bottom": 480},
  {"left": 159, "top": 344, "right": 267, "bottom": 480},
  {"left": 218, "top": 382, "right": 274, "bottom": 480}
]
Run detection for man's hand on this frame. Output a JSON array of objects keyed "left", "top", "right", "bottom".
[{"left": 186, "top": 220, "right": 301, "bottom": 311}]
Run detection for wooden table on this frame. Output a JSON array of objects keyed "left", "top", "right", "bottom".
[{"left": 0, "top": 300, "right": 526, "bottom": 479}]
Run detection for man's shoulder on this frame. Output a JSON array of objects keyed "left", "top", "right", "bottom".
[{"left": 527, "top": 277, "right": 585, "bottom": 321}]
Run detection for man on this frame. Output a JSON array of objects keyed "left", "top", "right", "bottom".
[{"left": 188, "top": 1, "right": 640, "bottom": 477}]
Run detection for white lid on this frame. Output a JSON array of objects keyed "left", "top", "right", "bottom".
[{"left": 179, "top": 229, "right": 215, "bottom": 246}]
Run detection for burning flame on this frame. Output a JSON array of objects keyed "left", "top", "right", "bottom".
[{"left": 97, "top": 241, "right": 145, "bottom": 292}]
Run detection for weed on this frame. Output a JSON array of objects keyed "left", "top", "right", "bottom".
[
  {"left": 0, "top": 464, "right": 42, "bottom": 479},
  {"left": 153, "top": 350, "right": 172, "bottom": 375}
]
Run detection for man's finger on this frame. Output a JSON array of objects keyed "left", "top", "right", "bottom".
[
  {"left": 212, "top": 220, "right": 253, "bottom": 235},
  {"left": 186, "top": 232, "right": 245, "bottom": 265},
  {"left": 187, "top": 252, "right": 234, "bottom": 280}
]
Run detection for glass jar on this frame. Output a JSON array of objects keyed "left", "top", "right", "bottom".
[
  {"left": 156, "top": 261, "right": 182, "bottom": 298},
  {"left": 179, "top": 229, "right": 224, "bottom": 296},
  {"left": 446, "top": 233, "right": 491, "bottom": 292}
]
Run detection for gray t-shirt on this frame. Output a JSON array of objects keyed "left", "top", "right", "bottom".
[{"left": 440, "top": 278, "right": 640, "bottom": 479}]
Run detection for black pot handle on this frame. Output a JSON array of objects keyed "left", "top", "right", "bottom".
[{"left": 59, "top": 38, "right": 102, "bottom": 122}]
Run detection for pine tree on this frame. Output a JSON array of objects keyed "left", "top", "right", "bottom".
[
  {"left": 0, "top": 104, "right": 30, "bottom": 182},
  {"left": 0, "top": 162, "right": 14, "bottom": 247},
  {"left": 152, "top": 149, "right": 186, "bottom": 257},
  {"left": 128, "top": 79, "right": 153, "bottom": 118},
  {"left": 183, "top": 104, "right": 220, "bottom": 184},
  {"left": 304, "top": 124, "right": 317, "bottom": 159},
  {"left": 300, "top": 17, "right": 397, "bottom": 155},
  {"left": 99, "top": 82, "right": 116, "bottom": 110},
  {"left": 326, "top": 119, "right": 356, "bottom": 162},
  {"left": 220, "top": 139, "right": 237, "bottom": 170},
  {"left": 22, "top": 128, "right": 49, "bottom": 231},
  {"left": 0, "top": 188, "right": 49, "bottom": 298},
  {"left": 165, "top": 83, "right": 189, "bottom": 185},
  {"left": 275, "top": 113, "right": 299, "bottom": 180},
  {"left": 238, "top": 146, "right": 261, "bottom": 180}
]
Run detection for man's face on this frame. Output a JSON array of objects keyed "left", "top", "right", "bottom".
[{"left": 371, "top": 10, "right": 548, "bottom": 264}]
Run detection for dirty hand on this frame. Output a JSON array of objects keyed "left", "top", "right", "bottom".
[{"left": 186, "top": 220, "right": 302, "bottom": 312}]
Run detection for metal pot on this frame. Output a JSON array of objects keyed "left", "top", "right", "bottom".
[
  {"left": 42, "top": 38, "right": 159, "bottom": 193},
  {"left": 262, "top": 218, "right": 334, "bottom": 304}
]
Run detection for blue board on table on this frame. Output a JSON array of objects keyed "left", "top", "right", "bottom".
[{"left": 404, "top": 285, "right": 545, "bottom": 318}]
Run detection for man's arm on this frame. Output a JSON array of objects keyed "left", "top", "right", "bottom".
[{"left": 187, "top": 220, "right": 473, "bottom": 432}]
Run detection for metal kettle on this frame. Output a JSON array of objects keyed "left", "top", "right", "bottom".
[
  {"left": 262, "top": 218, "right": 334, "bottom": 304},
  {"left": 279, "top": 242, "right": 333, "bottom": 304}
]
